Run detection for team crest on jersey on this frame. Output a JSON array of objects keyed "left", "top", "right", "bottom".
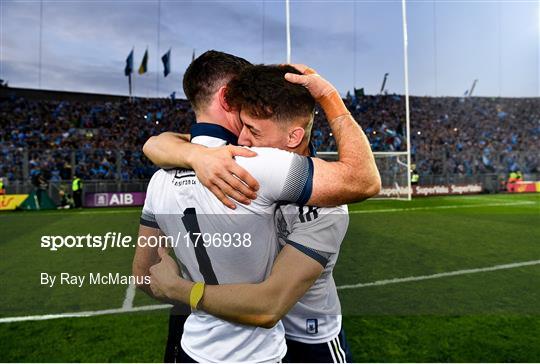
[
  {"left": 172, "top": 169, "right": 197, "bottom": 186},
  {"left": 306, "top": 318, "right": 318, "bottom": 334}
]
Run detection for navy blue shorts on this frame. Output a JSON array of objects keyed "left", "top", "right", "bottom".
[
  {"left": 163, "top": 304, "right": 189, "bottom": 363},
  {"left": 176, "top": 346, "right": 198, "bottom": 363},
  {"left": 283, "top": 326, "right": 353, "bottom": 363}
]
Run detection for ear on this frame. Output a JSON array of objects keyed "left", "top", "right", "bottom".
[
  {"left": 287, "top": 126, "right": 306, "bottom": 149},
  {"left": 218, "top": 86, "right": 231, "bottom": 112}
]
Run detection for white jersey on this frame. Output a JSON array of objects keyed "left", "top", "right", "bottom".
[
  {"left": 275, "top": 203, "right": 349, "bottom": 344},
  {"left": 141, "top": 123, "right": 314, "bottom": 362}
]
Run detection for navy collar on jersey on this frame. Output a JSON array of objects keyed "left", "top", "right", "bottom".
[{"left": 190, "top": 122, "right": 238, "bottom": 145}]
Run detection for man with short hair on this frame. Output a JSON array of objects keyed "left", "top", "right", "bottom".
[
  {"left": 143, "top": 49, "right": 253, "bottom": 363},
  {"left": 148, "top": 64, "right": 357, "bottom": 363},
  {"left": 133, "top": 50, "right": 379, "bottom": 362}
]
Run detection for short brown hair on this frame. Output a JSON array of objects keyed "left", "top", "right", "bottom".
[
  {"left": 224, "top": 65, "right": 315, "bottom": 124},
  {"left": 183, "top": 50, "right": 252, "bottom": 113}
]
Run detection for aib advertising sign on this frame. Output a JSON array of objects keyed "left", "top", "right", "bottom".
[{"left": 84, "top": 192, "right": 146, "bottom": 207}]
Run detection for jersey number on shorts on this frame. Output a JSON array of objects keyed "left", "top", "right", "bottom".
[{"left": 181, "top": 207, "right": 219, "bottom": 284}]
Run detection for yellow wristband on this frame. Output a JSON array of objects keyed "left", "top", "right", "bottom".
[{"left": 189, "top": 282, "right": 205, "bottom": 310}]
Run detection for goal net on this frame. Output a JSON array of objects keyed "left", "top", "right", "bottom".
[{"left": 317, "top": 151, "right": 411, "bottom": 200}]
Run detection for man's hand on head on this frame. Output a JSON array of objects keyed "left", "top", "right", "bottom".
[
  {"left": 283, "top": 64, "right": 380, "bottom": 203},
  {"left": 284, "top": 64, "right": 334, "bottom": 100},
  {"left": 193, "top": 145, "right": 260, "bottom": 209},
  {"left": 284, "top": 65, "right": 349, "bottom": 121}
]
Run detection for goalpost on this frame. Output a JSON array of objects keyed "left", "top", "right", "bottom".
[
  {"left": 285, "top": 0, "right": 412, "bottom": 200},
  {"left": 401, "top": 0, "right": 412, "bottom": 200}
]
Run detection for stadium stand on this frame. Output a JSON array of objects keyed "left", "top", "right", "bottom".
[{"left": 1, "top": 87, "right": 538, "bottom": 187}]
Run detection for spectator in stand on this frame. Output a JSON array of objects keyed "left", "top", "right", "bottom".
[{"left": 0, "top": 94, "right": 538, "bottom": 181}]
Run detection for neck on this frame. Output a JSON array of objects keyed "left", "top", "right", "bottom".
[
  {"left": 196, "top": 111, "right": 231, "bottom": 131},
  {"left": 195, "top": 101, "right": 241, "bottom": 136}
]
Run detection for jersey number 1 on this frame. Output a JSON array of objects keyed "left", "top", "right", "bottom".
[{"left": 182, "top": 207, "right": 219, "bottom": 284}]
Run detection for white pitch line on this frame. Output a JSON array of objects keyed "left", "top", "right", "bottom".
[
  {"left": 337, "top": 259, "right": 540, "bottom": 290},
  {"left": 3, "top": 259, "right": 539, "bottom": 324},
  {"left": 0, "top": 304, "right": 172, "bottom": 324},
  {"left": 122, "top": 283, "right": 136, "bottom": 310},
  {"left": 348, "top": 201, "right": 535, "bottom": 214}
]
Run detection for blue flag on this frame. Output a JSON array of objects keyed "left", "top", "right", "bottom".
[
  {"left": 162, "top": 49, "right": 171, "bottom": 77},
  {"left": 125, "top": 49, "right": 134, "bottom": 76}
]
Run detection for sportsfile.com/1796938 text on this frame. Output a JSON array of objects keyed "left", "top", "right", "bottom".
[{"left": 39, "top": 232, "right": 252, "bottom": 251}]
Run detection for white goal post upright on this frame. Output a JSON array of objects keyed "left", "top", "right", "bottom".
[
  {"left": 287, "top": 0, "right": 412, "bottom": 200},
  {"left": 401, "top": 0, "right": 412, "bottom": 200},
  {"left": 285, "top": 0, "right": 291, "bottom": 64}
]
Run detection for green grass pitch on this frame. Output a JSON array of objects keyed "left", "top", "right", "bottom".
[{"left": 0, "top": 193, "right": 539, "bottom": 362}]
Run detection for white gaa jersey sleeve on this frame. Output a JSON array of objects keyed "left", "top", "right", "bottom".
[{"left": 234, "top": 146, "right": 314, "bottom": 207}]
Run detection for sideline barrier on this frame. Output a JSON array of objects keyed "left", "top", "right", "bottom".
[
  {"left": 379, "top": 184, "right": 483, "bottom": 198},
  {"left": 84, "top": 192, "right": 146, "bottom": 207},
  {"left": 507, "top": 181, "right": 540, "bottom": 193},
  {"left": 0, "top": 194, "right": 29, "bottom": 210}
]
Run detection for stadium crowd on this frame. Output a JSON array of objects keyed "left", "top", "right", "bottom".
[
  {"left": 1, "top": 96, "right": 193, "bottom": 181},
  {"left": 1, "top": 93, "right": 538, "bottom": 182}
]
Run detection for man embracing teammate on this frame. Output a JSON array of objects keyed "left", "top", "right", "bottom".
[{"left": 133, "top": 50, "right": 380, "bottom": 362}]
